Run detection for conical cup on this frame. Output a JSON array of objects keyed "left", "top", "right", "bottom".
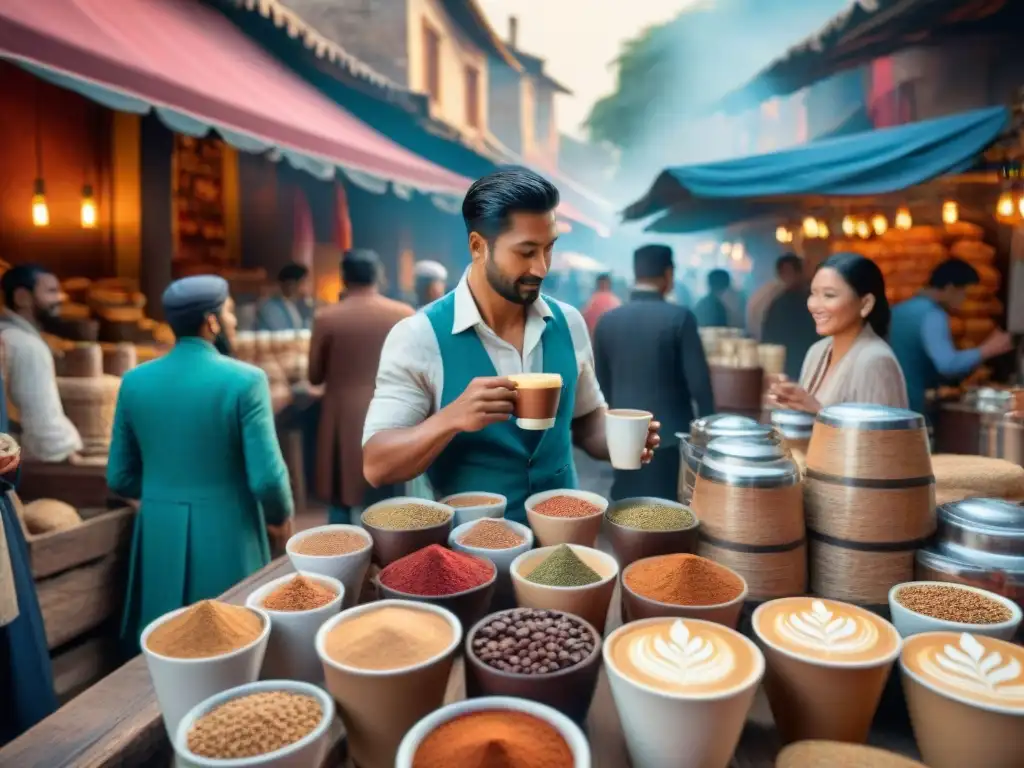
[{"left": 316, "top": 601, "right": 461, "bottom": 768}]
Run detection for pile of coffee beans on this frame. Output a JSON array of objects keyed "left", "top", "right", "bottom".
[{"left": 470, "top": 609, "right": 596, "bottom": 675}]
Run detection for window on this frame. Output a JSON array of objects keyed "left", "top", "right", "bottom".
[
  {"left": 464, "top": 65, "right": 480, "bottom": 128},
  {"left": 422, "top": 21, "right": 441, "bottom": 104}
]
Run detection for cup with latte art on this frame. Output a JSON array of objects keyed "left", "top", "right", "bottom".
[
  {"left": 603, "top": 617, "right": 764, "bottom": 768},
  {"left": 901, "top": 631, "right": 1024, "bottom": 768},
  {"left": 752, "top": 597, "right": 902, "bottom": 745}
]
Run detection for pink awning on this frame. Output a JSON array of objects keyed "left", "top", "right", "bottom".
[{"left": 0, "top": 0, "right": 471, "bottom": 193}]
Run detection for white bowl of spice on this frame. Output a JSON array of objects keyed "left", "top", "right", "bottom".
[
  {"left": 440, "top": 491, "right": 508, "bottom": 527},
  {"left": 450, "top": 518, "right": 534, "bottom": 573},
  {"left": 888, "top": 581, "right": 1023, "bottom": 640},
  {"left": 286, "top": 524, "right": 372, "bottom": 608},
  {"left": 141, "top": 601, "right": 272, "bottom": 741},
  {"left": 174, "top": 679, "right": 335, "bottom": 767},
  {"left": 246, "top": 572, "right": 344, "bottom": 684}
]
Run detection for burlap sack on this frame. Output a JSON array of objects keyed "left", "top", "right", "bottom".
[{"left": 22, "top": 499, "right": 82, "bottom": 535}]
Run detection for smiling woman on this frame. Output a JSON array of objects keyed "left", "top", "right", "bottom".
[{"left": 769, "top": 252, "right": 909, "bottom": 414}]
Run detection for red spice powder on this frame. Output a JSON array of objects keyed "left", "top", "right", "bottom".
[
  {"left": 533, "top": 495, "right": 601, "bottom": 519},
  {"left": 379, "top": 544, "right": 494, "bottom": 596}
]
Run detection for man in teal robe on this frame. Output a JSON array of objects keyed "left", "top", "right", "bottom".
[
  {"left": 108, "top": 276, "right": 294, "bottom": 646},
  {"left": 361, "top": 168, "right": 660, "bottom": 521}
]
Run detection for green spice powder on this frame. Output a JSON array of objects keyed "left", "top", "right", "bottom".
[
  {"left": 526, "top": 545, "right": 601, "bottom": 587},
  {"left": 608, "top": 503, "right": 695, "bottom": 532}
]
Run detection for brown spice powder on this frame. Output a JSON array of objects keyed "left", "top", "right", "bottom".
[
  {"left": 458, "top": 519, "right": 525, "bottom": 549},
  {"left": 146, "top": 601, "right": 263, "bottom": 659},
  {"left": 896, "top": 584, "right": 1013, "bottom": 624},
  {"left": 262, "top": 575, "right": 337, "bottom": 612},
  {"left": 625, "top": 554, "right": 744, "bottom": 606},
  {"left": 187, "top": 691, "right": 322, "bottom": 759},
  {"left": 292, "top": 530, "right": 368, "bottom": 556},
  {"left": 326, "top": 606, "right": 453, "bottom": 671}
]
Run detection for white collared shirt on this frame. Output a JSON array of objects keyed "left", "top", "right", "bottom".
[
  {"left": 362, "top": 272, "right": 606, "bottom": 446},
  {"left": 0, "top": 310, "right": 83, "bottom": 462}
]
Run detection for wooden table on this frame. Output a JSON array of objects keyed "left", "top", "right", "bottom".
[{"left": 0, "top": 558, "right": 921, "bottom": 768}]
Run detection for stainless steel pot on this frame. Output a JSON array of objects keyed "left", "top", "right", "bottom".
[{"left": 979, "top": 410, "right": 1024, "bottom": 465}]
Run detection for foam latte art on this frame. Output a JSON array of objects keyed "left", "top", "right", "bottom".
[
  {"left": 774, "top": 599, "right": 879, "bottom": 655},
  {"left": 916, "top": 633, "right": 1024, "bottom": 703},
  {"left": 626, "top": 619, "right": 734, "bottom": 688}
]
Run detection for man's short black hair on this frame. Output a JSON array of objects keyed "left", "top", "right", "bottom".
[
  {"left": 462, "top": 167, "right": 560, "bottom": 241},
  {"left": 277, "top": 262, "right": 309, "bottom": 284},
  {"left": 595, "top": 272, "right": 612, "bottom": 287},
  {"left": 342, "top": 249, "right": 380, "bottom": 287},
  {"left": 634, "top": 245, "right": 673, "bottom": 280},
  {"left": 776, "top": 253, "right": 802, "bottom": 275},
  {"left": 929, "top": 258, "right": 980, "bottom": 289},
  {"left": 1, "top": 264, "right": 49, "bottom": 308},
  {"left": 708, "top": 269, "right": 731, "bottom": 292}
]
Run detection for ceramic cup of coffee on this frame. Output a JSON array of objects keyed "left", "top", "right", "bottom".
[
  {"left": 752, "top": 597, "right": 902, "bottom": 745},
  {"left": 508, "top": 372, "right": 562, "bottom": 430},
  {"left": 603, "top": 617, "right": 764, "bottom": 768},
  {"left": 605, "top": 409, "right": 653, "bottom": 470},
  {"left": 901, "top": 630, "right": 1024, "bottom": 768}
]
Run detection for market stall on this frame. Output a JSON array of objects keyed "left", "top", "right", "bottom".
[{"left": 0, "top": 554, "right": 923, "bottom": 768}]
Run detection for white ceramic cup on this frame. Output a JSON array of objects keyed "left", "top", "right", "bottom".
[
  {"left": 449, "top": 518, "right": 534, "bottom": 574},
  {"left": 395, "top": 696, "right": 591, "bottom": 767},
  {"left": 245, "top": 572, "right": 345, "bottom": 684},
  {"left": 605, "top": 409, "right": 653, "bottom": 470},
  {"left": 603, "top": 618, "right": 764, "bottom": 768},
  {"left": 286, "top": 524, "right": 373, "bottom": 608},
  {"left": 887, "top": 581, "right": 1023, "bottom": 640},
  {"left": 141, "top": 605, "right": 271, "bottom": 741},
  {"left": 173, "top": 679, "right": 335, "bottom": 767}
]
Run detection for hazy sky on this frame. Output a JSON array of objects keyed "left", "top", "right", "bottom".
[{"left": 477, "top": 0, "right": 701, "bottom": 139}]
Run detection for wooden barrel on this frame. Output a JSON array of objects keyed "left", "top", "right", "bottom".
[
  {"left": 804, "top": 404, "right": 935, "bottom": 606},
  {"left": 102, "top": 343, "right": 137, "bottom": 377},
  {"left": 57, "top": 375, "right": 121, "bottom": 456},
  {"left": 61, "top": 343, "right": 103, "bottom": 378},
  {"left": 709, "top": 365, "right": 764, "bottom": 419},
  {"left": 692, "top": 438, "right": 806, "bottom": 600},
  {"left": 771, "top": 409, "right": 815, "bottom": 455}
]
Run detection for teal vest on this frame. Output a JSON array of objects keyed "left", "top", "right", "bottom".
[{"left": 424, "top": 293, "right": 579, "bottom": 523}]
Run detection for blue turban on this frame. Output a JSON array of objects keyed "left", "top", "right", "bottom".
[{"left": 162, "top": 275, "right": 229, "bottom": 333}]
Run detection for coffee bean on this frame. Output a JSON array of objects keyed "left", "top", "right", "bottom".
[{"left": 471, "top": 609, "right": 596, "bottom": 676}]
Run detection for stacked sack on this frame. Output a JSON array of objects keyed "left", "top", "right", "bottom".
[{"left": 831, "top": 221, "right": 1002, "bottom": 353}]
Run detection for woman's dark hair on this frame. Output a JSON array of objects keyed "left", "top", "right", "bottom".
[
  {"left": 462, "top": 166, "right": 559, "bottom": 241},
  {"left": 817, "top": 252, "right": 891, "bottom": 339}
]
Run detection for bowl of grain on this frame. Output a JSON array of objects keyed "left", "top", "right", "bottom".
[
  {"left": 246, "top": 572, "right": 345, "bottom": 684},
  {"left": 621, "top": 554, "right": 748, "bottom": 629},
  {"left": 775, "top": 740, "right": 926, "bottom": 767},
  {"left": 286, "top": 524, "right": 373, "bottom": 608},
  {"left": 440, "top": 492, "right": 508, "bottom": 527},
  {"left": 141, "top": 601, "right": 272, "bottom": 741},
  {"left": 510, "top": 544, "right": 619, "bottom": 634},
  {"left": 525, "top": 489, "right": 609, "bottom": 548},
  {"left": 604, "top": 497, "right": 700, "bottom": 569},
  {"left": 173, "top": 679, "right": 335, "bottom": 767},
  {"left": 888, "top": 581, "right": 1022, "bottom": 639},
  {"left": 360, "top": 498, "right": 454, "bottom": 567}
]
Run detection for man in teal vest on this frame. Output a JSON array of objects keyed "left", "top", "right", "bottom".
[
  {"left": 889, "top": 258, "right": 1012, "bottom": 418},
  {"left": 362, "top": 167, "right": 660, "bottom": 522},
  {"left": 108, "top": 276, "right": 294, "bottom": 646}
]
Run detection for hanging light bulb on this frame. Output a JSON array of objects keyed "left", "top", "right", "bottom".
[
  {"left": 719, "top": 241, "right": 732, "bottom": 255},
  {"left": 802, "top": 217, "right": 819, "bottom": 238},
  {"left": 1018, "top": 195, "right": 1024, "bottom": 219},
  {"left": 775, "top": 225, "right": 792, "bottom": 244},
  {"left": 841, "top": 215, "right": 856, "bottom": 237},
  {"left": 80, "top": 184, "right": 97, "bottom": 229},
  {"left": 855, "top": 219, "right": 871, "bottom": 239},
  {"left": 894, "top": 206, "right": 913, "bottom": 230},
  {"left": 871, "top": 214, "right": 888, "bottom": 236},
  {"left": 31, "top": 179, "right": 49, "bottom": 227},
  {"left": 941, "top": 200, "right": 959, "bottom": 225},
  {"left": 817, "top": 220, "right": 830, "bottom": 239},
  {"left": 997, "top": 190, "right": 1016, "bottom": 220}
]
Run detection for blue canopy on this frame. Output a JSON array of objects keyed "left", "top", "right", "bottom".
[{"left": 625, "top": 106, "right": 1009, "bottom": 228}]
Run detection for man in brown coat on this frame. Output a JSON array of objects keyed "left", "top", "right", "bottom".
[{"left": 309, "top": 250, "right": 414, "bottom": 523}]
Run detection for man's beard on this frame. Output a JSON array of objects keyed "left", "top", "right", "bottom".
[
  {"left": 485, "top": 256, "right": 542, "bottom": 306},
  {"left": 211, "top": 312, "right": 233, "bottom": 357}
]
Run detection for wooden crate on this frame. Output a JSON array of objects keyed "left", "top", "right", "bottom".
[{"left": 16, "top": 460, "right": 114, "bottom": 509}]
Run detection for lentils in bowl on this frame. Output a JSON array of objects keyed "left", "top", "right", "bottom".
[
  {"left": 887, "top": 581, "right": 1023, "bottom": 640},
  {"left": 607, "top": 501, "right": 696, "bottom": 531}
]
